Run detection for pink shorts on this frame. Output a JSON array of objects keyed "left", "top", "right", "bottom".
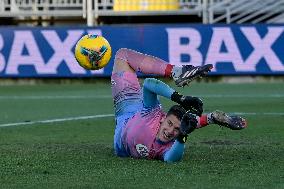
[{"left": 111, "top": 71, "right": 143, "bottom": 117}]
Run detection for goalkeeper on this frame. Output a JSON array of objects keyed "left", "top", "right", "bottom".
[{"left": 112, "top": 48, "right": 247, "bottom": 162}]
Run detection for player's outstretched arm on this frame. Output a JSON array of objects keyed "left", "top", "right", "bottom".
[
  {"left": 143, "top": 78, "right": 204, "bottom": 116},
  {"left": 163, "top": 141, "right": 185, "bottom": 162},
  {"left": 143, "top": 78, "right": 175, "bottom": 108}
]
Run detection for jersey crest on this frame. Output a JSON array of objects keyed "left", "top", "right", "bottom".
[{"left": 135, "top": 144, "right": 149, "bottom": 157}]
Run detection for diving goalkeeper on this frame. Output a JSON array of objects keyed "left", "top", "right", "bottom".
[{"left": 111, "top": 48, "right": 247, "bottom": 162}]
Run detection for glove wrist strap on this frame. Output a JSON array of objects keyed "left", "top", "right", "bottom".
[
  {"left": 176, "top": 134, "right": 188, "bottom": 144},
  {"left": 171, "top": 91, "right": 184, "bottom": 104}
]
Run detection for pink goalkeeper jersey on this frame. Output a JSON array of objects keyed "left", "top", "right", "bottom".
[{"left": 121, "top": 105, "right": 174, "bottom": 160}]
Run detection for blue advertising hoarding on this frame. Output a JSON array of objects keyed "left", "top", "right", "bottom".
[{"left": 0, "top": 24, "right": 283, "bottom": 77}]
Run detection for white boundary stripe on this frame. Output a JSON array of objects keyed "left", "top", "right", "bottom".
[
  {"left": 201, "top": 94, "right": 284, "bottom": 98},
  {"left": 233, "top": 112, "right": 284, "bottom": 116},
  {"left": 0, "top": 112, "right": 283, "bottom": 128},
  {"left": 0, "top": 114, "right": 114, "bottom": 128}
]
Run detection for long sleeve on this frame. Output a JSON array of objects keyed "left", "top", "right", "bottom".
[
  {"left": 163, "top": 140, "right": 185, "bottom": 163},
  {"left": 143, "top": 78, "right": 175, "bottom": 108}
]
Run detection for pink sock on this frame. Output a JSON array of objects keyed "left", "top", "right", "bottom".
[{"left": 115, "top": 48, "right": 173, "bottom": 77}]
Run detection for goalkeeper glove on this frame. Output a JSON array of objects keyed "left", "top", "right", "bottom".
[
  {"left": 176, "top": 112, "right": 198, "bottom": 143},
  {"left": 171, "top": 91, "right": 203, "bottom": 116}
]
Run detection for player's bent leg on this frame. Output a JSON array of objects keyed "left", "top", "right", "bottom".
[
  {"left": 208, "top": 110, "right": 247, "bottom": 130},
  {"left": 114, "top": 48, "right": 172, "bottom": 76},
  {"left": 112, "top": 56, "right": 135, "bottom": 74},
  {"left": 111, "top": 72, "right": 142, "bottom": 116},
  {"left": 114, "top": 48, "right": 213, "bottom": 87}
]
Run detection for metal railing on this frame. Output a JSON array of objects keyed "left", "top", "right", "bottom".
[
  {"left": 267, "top": 12, "right": 284, "bottom": 23},
  {"left": 0, "top": 0, "right": 86, "bottom": 17},
  {"left": 0, "top": 0, "right": 203, "bottom": 16},
  {"left": 207, "top": 0, "right": 284, "bottom": 24}
]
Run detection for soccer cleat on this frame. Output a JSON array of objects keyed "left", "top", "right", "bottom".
[
  {"left": 173, "top": 64, "right": 213, "bottom": 87},
  {"left": 210, "top": 110, "right": 247, "bottom": 130}
]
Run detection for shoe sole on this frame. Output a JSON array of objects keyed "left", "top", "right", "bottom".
[
  {"left": 213, "top": 110, "right": 231, "bottom": 126},
  {"left": 176, "top": 64, "right": 213, "bottom": 87},
  {"left": 213, "top": 110, "right": 247, "bottom": 130}
]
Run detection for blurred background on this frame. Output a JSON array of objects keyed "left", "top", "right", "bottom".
[
  {"left": 0, "top": 1, "right": 284, "bottom": 188},
  {"left": 0, "top": 0, "right": 284, "bottom": 81}
]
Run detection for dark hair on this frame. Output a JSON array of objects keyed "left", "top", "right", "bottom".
[{"left": 166, "top": 105, "right": 186, "bottom": 121}]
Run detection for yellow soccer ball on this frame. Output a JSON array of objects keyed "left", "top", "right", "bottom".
[{"left": 75, "top": 34, "right": 112, "bottom": 70}]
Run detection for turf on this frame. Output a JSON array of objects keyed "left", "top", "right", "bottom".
[{"left": 0, "top": 80, "right": 283, "bottom": 188}]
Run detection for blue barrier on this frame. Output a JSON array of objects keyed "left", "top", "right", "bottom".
[{"left": 0, "top": 24, "right": 283, "bottom": 77}]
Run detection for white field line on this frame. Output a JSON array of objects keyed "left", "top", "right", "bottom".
[
  {"left": 200, "top": 94, "right": 284, "bottom": 98},
  {"left": 0, "top": 114, "right": 114, "bottom": 128},
  {"left": 233, "top": 112, "right": 284, "bottom": 116},
  {"left": 0, "top": 94, "right": 284, "bottom": 100},
  {"left": 0, "top": 112, "right": 283, "bottom": 128}
]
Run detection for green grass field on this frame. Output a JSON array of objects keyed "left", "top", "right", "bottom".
[{"left": 0, "top": 80, "right": 283, "bottom": 189}]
